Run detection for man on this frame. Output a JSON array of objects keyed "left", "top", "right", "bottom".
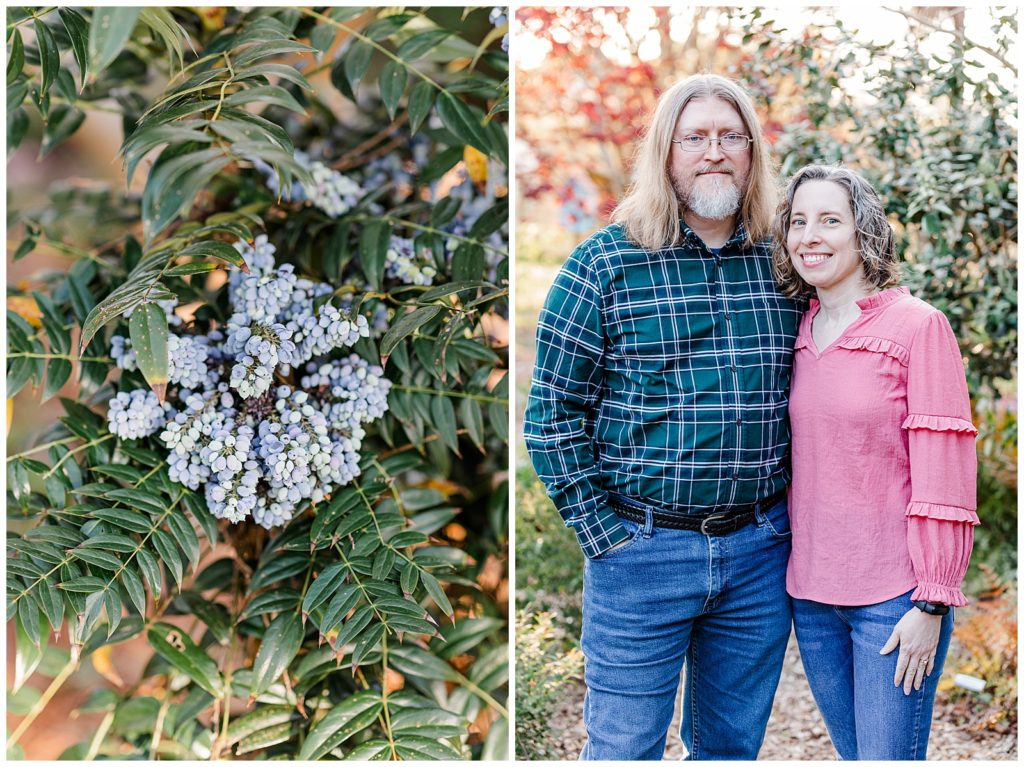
[{"left": 524, "top": 74, "right": 803, "bottom": 760}]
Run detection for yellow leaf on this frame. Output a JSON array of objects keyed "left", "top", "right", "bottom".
[
  {"left": 90, "top": 645, "right": 125, "bottom": 687},
  {"left": 463, "top": 146, "right": 488, "bottom": 185},
  {"left": 192, "top": 7, "right": 226, "bottom": 32},
  {"left": 6, "top": 399, "right": 12, "bottom": 437},
  {"left": 7, "top": 295, "right": 42, "bottom": 328}
]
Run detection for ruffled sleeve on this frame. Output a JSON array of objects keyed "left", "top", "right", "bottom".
[{"left": 901, "top": 310, "right": 978, "bottom": 607}]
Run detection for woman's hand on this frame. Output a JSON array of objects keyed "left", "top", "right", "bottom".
[{"left": 879, "top": 607, "right": 943, "bottom": 695}]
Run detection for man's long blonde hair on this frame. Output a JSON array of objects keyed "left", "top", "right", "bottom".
[{"left": 612, "top": 74, "right": 777, "bottom": 250}]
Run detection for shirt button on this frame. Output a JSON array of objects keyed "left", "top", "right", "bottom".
[
  {"left": 730, "top": 364, "right": 738, "bottom": 373},
  {"left": 735, "top": 416, "right": 742, "bottom": 424}
]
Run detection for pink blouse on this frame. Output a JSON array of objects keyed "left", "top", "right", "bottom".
[{"left": 787, "top": 287, "right": 978, "bottom": 606}]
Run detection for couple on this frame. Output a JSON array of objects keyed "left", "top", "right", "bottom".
[{"left": 524, "top": 74, "right": 978, "bottom": 761}]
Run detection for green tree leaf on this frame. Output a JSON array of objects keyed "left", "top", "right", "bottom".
[
  {"left": 378, "top": 59, "right": 407, "bottom": 121},
  {"left": 380, "top": 306, "right": 443, "bottom": 360},
  {"left": 7, "top": 29, "right": 24, "bottom": 86},
  {"left": 297, "top": 690, "right": 382, "bottom": 760},
  {"left": 129, "top": 302, "right": 169, "bottom": 402},
  {"left": 33, "top": 20, "right": 59, "bottom": 99},
  {"left": 57, "top": 8, "right": 89, "bottom": 86},
  {"left": 88, "top": 7, "right": 142, "bottom": 82},
  {"left": 250, "top": 612, "right": 304, "bottom": 700},
  {"left": 407, "top": 80, "right": 435, "bottom": 134},
  {"left": 435, "top": 92, "right": 490, "bottom": 154},
  {"left": 148, "top": 622, "right": 224, "bottom": 696}
]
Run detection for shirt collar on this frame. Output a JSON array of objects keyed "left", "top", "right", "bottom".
[
  {"left": 806, "top": 286, "right": 908, "bottom": 315},
  {"left": 680, "top": 219, "right": 749, "bottom": 253}
]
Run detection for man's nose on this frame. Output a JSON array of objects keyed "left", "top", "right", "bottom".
[{"left": 703, "top": 139, "right": 725, "bottom": 161}]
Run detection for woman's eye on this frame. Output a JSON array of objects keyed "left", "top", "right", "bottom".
[{"left": 790, "top": 218, "right": 805, "bottom": 227}]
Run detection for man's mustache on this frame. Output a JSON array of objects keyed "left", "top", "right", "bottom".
[{"left": 695, "top": 166, "right": 734, "bottom": 176}]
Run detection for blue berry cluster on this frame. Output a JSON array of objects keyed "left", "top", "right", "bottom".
[
  {"left": 254, "top": 151, "right": 365, "bottom": 218},
  {"left": 106, "top": 237, "right": 392, "bottom": 529},
  {"left": 490, "top": 7, "right": 509, "bottom": 52}
]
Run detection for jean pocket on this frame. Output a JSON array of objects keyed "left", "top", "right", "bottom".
[
  {"left": 593, "top": 516, "right": 645, "bottom": 560},
  {"left": 755, "top": 499, "right": 792, "bottom": 539}
]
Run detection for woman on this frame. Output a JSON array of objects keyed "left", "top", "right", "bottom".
[{"left": 772, "top": 164, "right": 978, "bottom": 760}]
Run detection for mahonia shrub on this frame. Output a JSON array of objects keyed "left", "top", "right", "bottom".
[{"left": 7, "top": 6, "right": 509, "bottom": 760}]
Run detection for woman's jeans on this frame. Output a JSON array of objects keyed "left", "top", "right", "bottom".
[
  {"left": 792, "top": 590, "right": 955, "bottom": 760},
  {"left": 580, "top": 495, "right": 793, "bottom": 760}
]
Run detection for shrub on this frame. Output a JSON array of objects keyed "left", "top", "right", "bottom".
[{"left": 7, "top": 6, "right": 508, "bottom": 760}]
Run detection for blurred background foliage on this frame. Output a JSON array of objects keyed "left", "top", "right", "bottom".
[
  {"left": 515, "top": 5, "right": 1015, "bottom": 760},
  {"left": 7, "top": 5, "right": 508, "bottom": 760}
]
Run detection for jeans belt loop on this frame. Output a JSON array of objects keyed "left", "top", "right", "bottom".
[{"left": 642, "top": 506, "right": 655, "bottom": 538}]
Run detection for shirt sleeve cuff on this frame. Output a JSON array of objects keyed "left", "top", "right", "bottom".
[
  {"left": 911, "top": 582, "right": 969, "bottom": 607},
  {"left": 574, "top": 504, "right": 631, "bottom": 560}
]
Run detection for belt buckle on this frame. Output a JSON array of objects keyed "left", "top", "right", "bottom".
[{"left": 700, "top": 512, "right": 728, "bottom": 535}]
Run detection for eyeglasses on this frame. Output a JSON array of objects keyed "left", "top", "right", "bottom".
[{"left": 671, "top": 133, "right": 752, "bottom": 153}]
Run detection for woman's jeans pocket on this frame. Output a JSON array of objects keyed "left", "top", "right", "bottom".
[{"left": 755, "top": 497, "right": 792, "bottom": 539}]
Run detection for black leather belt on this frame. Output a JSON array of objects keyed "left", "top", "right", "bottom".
[{"left": 608, "top": 488, "right": 787, "bottom": 535}]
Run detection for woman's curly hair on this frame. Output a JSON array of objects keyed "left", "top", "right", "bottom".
[{"left": 772, "top": 164, "right": 900, "bottom": 298}]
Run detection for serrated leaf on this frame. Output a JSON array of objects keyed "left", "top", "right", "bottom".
[
  {"left": 88, "top": 8, "right": 141, "bottom": 81},
  {"left": 378, "top": 59, "right": 407, "bottom": 121},
  {"left": 250, "top": 612, "right": 304, "bottom": 699},
  {"left": 435, "top": 92, "right": 490, "bottom": 155},
  {"left": 407, "top": 81, "right": 435, "bottom": 134},
  {"left": 380, "top": 305, "right": 443, "bottom": 360},
  {"left": 129, "top": 302, "right": 169, "bottom": 401},
  {"left": 148, "top": 622, "right": 223, "bottom": 696},
  {"left": 297, "top": 690, "right": 382, "bottom": 760}
]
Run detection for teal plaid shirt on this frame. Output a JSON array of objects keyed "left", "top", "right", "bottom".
[{"left": 524, "top": 222, "right": 803, "bottom": 559}]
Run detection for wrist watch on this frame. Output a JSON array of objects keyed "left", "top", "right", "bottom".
[{"left": 912, "top": 599, "right": 950, "bottom": 616}]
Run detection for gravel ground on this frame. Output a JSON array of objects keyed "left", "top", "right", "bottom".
[{"left": 538, "top": 633, "right": 1017, "bottom": 760}]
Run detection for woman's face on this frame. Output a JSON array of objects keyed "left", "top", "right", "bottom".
[{"left": 787, "top": 179, "right": 865, "bottom": 294}]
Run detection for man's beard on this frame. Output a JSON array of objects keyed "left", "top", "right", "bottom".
[{"left": 674, "top": 168, "right": 745, "bottom": 220}]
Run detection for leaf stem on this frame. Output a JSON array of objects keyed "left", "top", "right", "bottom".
[
  {"left": 7, "top": 655, "right": 79, "bottom": 748},
  {"left": 347, "top": 214, "right": 509, "bottom": 257},
  {"left": 6, "top": 7, "right": 56, "bottom": 32},
  {"left": 84, "top": 710, "right": 115, "bottom": 760},
  {"left": 389, "top": 384, "right": 507, "bottom": 404},
  {"left": 7, "top": 436, "right": 78, "bottom": 461}
]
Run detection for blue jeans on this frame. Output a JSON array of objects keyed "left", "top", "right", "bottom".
[
  {"left": 580, "top": 496, "right": 793, "bottom": 760},
  {"left": 792, "top": 590, "right": 955, "bottom": 760}
]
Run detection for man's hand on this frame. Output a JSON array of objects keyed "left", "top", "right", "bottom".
[{"left": 879, "top": 607, "right": 943, "bottom": 695}]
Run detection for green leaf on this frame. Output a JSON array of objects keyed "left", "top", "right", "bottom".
[
  {"left": 318, "top": 584, "right": 361, "bottom": 634},
  {"left": 407, "top": 81, "right": 435, "bottom": 134},
  {"left": 301, "top": 562, "right": 347, "bottom": 618},
  {"left": 380, "top": 305, "right": 443, "bottom": 360},
  {"left": 310, "top": 23, "right": 335, "bottom": 54},
  {"left": 34, "top": 20, "right": 59, "bottom": 99},
  {"left": 33, "top": 291, "right": 70, "bottom": 354},
  {"left": 297, "top": 690, "right": 382, "bottom": 760},
  {"left": 148, "top": 622, "right": 224, "bottom": 696},
  {"left": 91, "top": 507, "right": 152, "bottom": 534},
  {"left": 141, "top": 147, "right": 232, "bottom": 242},
  {"left": 42, "top": 357, "right": 72, "bottom": 402},
  {"left": 439, "top": 616, "right": 503, "bottom": 657},
  {"left": 395, "top": 29, "right": 452, "bottom": 61},
  {"left": 419, "top": 569, "right": 453, "bottom": 620},
  {"left": 57, "top": 9, "right": 89, "bottom": 85},
  {"left": 40, "top": 102, "right": 86, "bottom": 157},
  {"left": 129, "top": 302, "right": 169, "bottom": 402},
  {"left": 390, "top": 706, "right": 466, "bottom": 738},
  {"left": 164, "top": 262, "right": 220, "bottom": 276},
  {"left": 137, "top": 547, "right": 163, "bottom": 599},
  {"left": 250, "top": 612, "right": 304, "bottom": 699},
  {"left": 358, "top": 220, "right": 390, "bottom": 289},
  {"left": 151, "top": 529, "right": 184, "bottom": 585},
  {"left": 435, "top": 92, "right": 490, "bottom": 154},
  {"left": 378, "top": 59, "right": 407, "bottom": 121},
  {"left": 225, "top": 704, "right": 295, "bottom": 747},
  {"left": 7, "top": 29, "right": 24, "bottom": 86},
  {"left": 488, "top": 400, "right": 508, "bottom": 442},
  {"left": 395, "top": 735, "right": 462, "bottom": 760},
  {"left": 120, "top": 565, "right": 147, "bottom": 615},
  {"left": 166, "top": 509, "right": 200, "bottom": 571},
  {"left": 71, "top": 546, "right": 123, "bottom": 571},
  {"left": 430, "top": 395, "right": 460, "bottom": 454},
  {"left": 8, "top": 107, "right": 29, "bottom": 158},
  {"left": 388, "top": 643, "right": 457, "bottom": 681},
  {"left": 459, "top": 397, "right": 485, "bottom": 452},
  {"left": 13, "top": 610, "right": 44, "bottom": 693},
  {"left": 343, "top": 39, "right": 373, "bottom": 91},
  {"left": 88, "top": 7, "right": 142, "bottom": 81}
]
